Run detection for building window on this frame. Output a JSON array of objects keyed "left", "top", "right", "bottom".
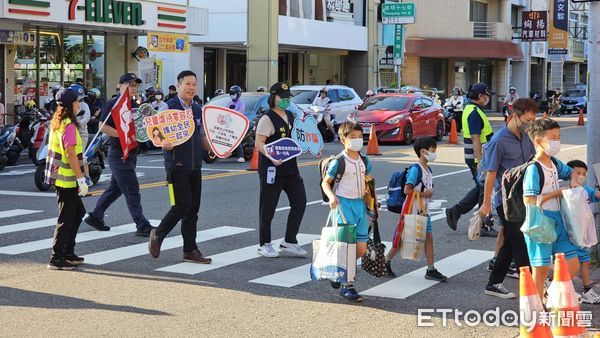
[
  {"left": 86, "top": 35, "right": 105, "bottom": 97},
  {"left": 569, "top": 12, "right": 578, "bottom": 38},
  {"left": 469, "top": 0, "right": 488, "bottom": 22},
  {"left": 13, "top": 39, "right": 37, "bottom": 110}
]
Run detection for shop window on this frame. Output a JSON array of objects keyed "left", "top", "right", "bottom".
[
  {"left": 39, "top": 33, "right": 61, "bottom": 104},
  {"left": 87, "top": 35, "right": 105, "bottom": 99},
  {"left": 13, "top": 38, "right": 37, "bottom": 110},
  {"left": 63, "top": 33, "right": 84, "bottom": 87}
]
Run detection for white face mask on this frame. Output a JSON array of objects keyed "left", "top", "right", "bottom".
[
  {"left": 230, "top": 94, "right": 237, "bottom": 101},
  {"left": 424, "top": 150, "right": 437, "bottom": 162},
  {"left": 155, "top": 95, "right": 163, "bottom": 101},
  {"left": 576, "top": 175, "right": 586, "bottom": 185},
  {"left": 347, "top": 139, "right": 363, "bottom": 152},
  {"left": 544, "top": 140, "right": 561, "bottom": 156}
]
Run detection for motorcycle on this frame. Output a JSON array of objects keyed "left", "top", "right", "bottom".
[
  {"left": 28, "top": 109, "right": 51, "bottom": 164},
  {"left": 0, "top": 114, "right": 25, "bottom": 166},
  {"left": 0, "top": 125, "right": 17, "bottom": 171},
  {"left": 305, "top": 105, "right": 335, "bottom": 143},
  {"left": 503, "top": 103, "right": 513, "bottom": 124},
  {"left": 443, "top": 101, "right": 462, "bottom": 135}
]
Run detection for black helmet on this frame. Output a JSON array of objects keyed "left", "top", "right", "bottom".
[
  {"left": 229, "top": 85, "right": 242, "bottom": 95},
  {"left": 153, "top": 88, "right": 164, "bottom": 96},
  {"left": 214, "top": 89, "right": 225, "bottom": 97}
]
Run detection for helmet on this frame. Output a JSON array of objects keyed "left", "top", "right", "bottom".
[
  {"left": 214, "top": 89, "right": 225, "bottom": 97},
  {"left": 52, "top": 85, "right": 63, "bottom": 97},
  {"left": 509, "top": 86, "right": 516, "bottom": 92},
  {"left": 365, "top": 89, "right": 374, "bottom": 96},
  {"left": 153, "top": 88, "right": 164, "bottom": 96},
  {"left": 68, "top": 84, "right": 86, "bottom": 100},
  {"left": 320, "top": 87, "right": 328, "bottom": 94},
  {"left": 257, "top": 86, "right": 267, "bottom": 92},
  {"left": 145, "top": 86, "right": 156, "bottom": 96},
  {"left": 229, "top": 85, "right": 242, "bottom": 95},
  {"left": 89, "top": 88, "right": 101, "bottom": 97},
  {"left": 25, "top": 100, "right": 36, "bottom": 109}
]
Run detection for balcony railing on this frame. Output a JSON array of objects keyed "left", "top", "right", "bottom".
[{"left": 472, "top": 22, "right": 513, "bottom": 40}]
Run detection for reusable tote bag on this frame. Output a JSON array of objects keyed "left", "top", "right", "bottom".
[
  {"left": 468, "top": 211, "right": 482, "bottom": 241},
  {"left": 400, "top": 192, "right": 428, "bottom": 260},
  {"left": 310, "top": 208, "right": 357, "bottom": 283},
  {"left": 392, "top": 191, "right": 415, "bottom": 248},
  {"left": 520, "top": 196, "right": 557, "bottom": 244},
  {"left": 361, "top": 220, "right": 387, "bottom": 277},
  {"left": 561, "top": 186, "right": 598, "bottom": 247}
]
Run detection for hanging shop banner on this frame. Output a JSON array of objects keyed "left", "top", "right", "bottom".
[
  {"left": 202, "top": 105, "right": 249, "bottom": 158},
  {"left": 133, "top": 103, "right": 158, "bottom": 142},
  {"left": 292, "top": 115, "right": 324, "bottom": 156},
  {"left": 264, "top": 138, "right": 302, "bottom": 163},
  {"left": 145, "top": 109, "right": 195, "bottom": 148},
  {"left": 548, "top": 0, "right": 568, "bottom": 55},
  {"left": 0, "top": 30, "right": 36, "bottom": 45},
  {"left": 147, "top": 32, "right": 189, "bottom": 53},
  {"left": 521, "top": 11, "right": 547, "bottom": 42}
]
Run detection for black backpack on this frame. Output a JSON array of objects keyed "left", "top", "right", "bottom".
[
  {"left": 501, "top": 157, "right": 558, "bottom": 223},
  {"left": 319, "top": 152, "right": 367, "bottom": 202}
]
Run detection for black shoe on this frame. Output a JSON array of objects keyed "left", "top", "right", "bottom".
[
  {"left": 84, "top": 213, "right": 110, "bottom": 231},
  {"left": 385, "top": 261, "right": 396, "bottom": 277},
  {"left": 135, "top": 225, "right": 155, "bottom": 237},
  {"left": 445, "top": 207, "right": 459, "bottom": 231},
  {"left": 65, "top": 254, "right": 85, "bottom": 266},
  {"left": 480, "top": 226, "right": 498, "bottom": 237},
  {"left": 506, "top": 266, "right": 519, "bottom": 279},
  {"left": 47, "top": 258, "right": 77, "bottom": 270},
  {"left": 487, "top": 258, "right": 496, "bottom": 272},
  {"left": 425, "top": 268, "right": 448, "bottom": 282},
  {"left": 330, "top": 281, "right": 341, "bottom": 289},
  {"left": 485, "top": 283, "right": 516, "bottom": 299}
]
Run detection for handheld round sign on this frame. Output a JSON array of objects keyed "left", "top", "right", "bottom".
[
  {"left": 144, "top": 109, "right": 195, "bottom": 147},
  {"left": 202, "top": 105, "right": 250, "bottom": 158},
  {"left": 133, "top": 103, "right": 158, "bottom": 142},
  {"left": 292, "top": 115, "right": 324, "bottom": 156}
]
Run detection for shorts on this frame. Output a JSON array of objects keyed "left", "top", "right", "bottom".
[
  {"left": 523, "top": 210, "right": 579, "bottom": 267},
  {"left": 426, "top": 216, "right": 432, "bottom": 234},
  {"left": 576, "top": 247, "right": 591, "bottom": 263},
  {"left": 337, "top": 196, "right": 368, "bottom": 243}
]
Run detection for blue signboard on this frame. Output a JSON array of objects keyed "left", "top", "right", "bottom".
[
  {"left": 292, "top": 116, "right": 324, "bottom": 156},
  {"left": 264, "top": 138, "right": 302, "bottom": 163}
]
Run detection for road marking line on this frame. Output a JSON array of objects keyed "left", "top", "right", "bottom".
[
  {"left": 156, "top": 234, "right": 319, "bottom": 275},
  {"left": 84, "top": 226, "right": 253, "bottom": 265},
  {"left": 0, "top": 220, "right": 160, "bottom": 255},
  {"left": 0, "top": 190, "right": 55, "bottom": 197},
  {"left": 0, "top": 209, "right": 42, "bottom": 219},
  {"left": 361, "top": 249, "right": 494, "bottom": 299},
  {"left": 136, "top": 165, "right": 246, "bottom": 172},
  {"left": 0, "top": 217, "right": 57, "bottom": 235},
  {"left": 0, "top": 169, "right": 37, "bottom": 176}
]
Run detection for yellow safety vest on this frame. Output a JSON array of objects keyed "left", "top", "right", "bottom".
[
  {"left": 44, "top": 118, "right": 83, "bottom": 188},
  {"left": 462, "top": 104, "right": 493, "bottom": 163}
]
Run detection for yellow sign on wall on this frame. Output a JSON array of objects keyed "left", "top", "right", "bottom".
[{"left": 147, "top": 32, "right": 188, "bottom": 53}]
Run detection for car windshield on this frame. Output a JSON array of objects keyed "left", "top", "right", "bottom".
[
  {"left": 291, "top": 90, "right": 318, "bottom": 105},
  {"left": 359, "top": 96, "right": 410, "bottom": 111},
  {"left": 565, "top": 90, "right": 585, "bottom": 98},
  {"left": 208, "top": 95, "right": 262, "bottom": 115}
]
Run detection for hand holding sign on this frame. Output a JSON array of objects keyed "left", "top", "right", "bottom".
[
  {"left": 202, "top": 105, "right": 249, "bottom": 158},
  {"left": 292, "top": 115, "right": 324, "bottom": 156},
  {"left": 145, "top": 109, "right": 195, "bottom": 147},
  {"left": 264, "top": 138, "right": 302, "bottom": 163}
]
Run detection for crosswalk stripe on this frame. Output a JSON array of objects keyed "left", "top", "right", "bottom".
[
  {"left": 84, "top": 226, "right": 253, "bottom": 265},
  {"left": 0, "top": 209, "right": 42, "bottom": 219},
  {"left": 361, "top": 249, "right": 494, "bottom": 299},
  {"left": 0, "top": 218, "right": 57, "bottom": 235},
  {"left": 0, "top": 220, "right": 160, "bottom": 255},
  {"left": 156, "top": 234, "right": 319, "bottom": 275},
  {"left": 249, "top": 241, "right": 393, "bottom": 288}
]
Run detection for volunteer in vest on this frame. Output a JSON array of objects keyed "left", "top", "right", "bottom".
[
  {"left": 84, "top": 73, "right": 154, "bottom": 237},
  {"left": 445, "top": 83, "right": 497, "bottom": 237},
  {"left": 148, "top": 71, "right": 220, "bottom": 263},
  {"left": 254, "top": 82, "right": 307, "bottom": 258},
  {"left": 44, "top": 88, "right": 88, "bottom": 270}
]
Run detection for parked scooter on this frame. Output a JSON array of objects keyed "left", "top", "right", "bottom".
[
  {"left": 28, "top": 109, "right": 51, "bottom": 164},
  {"left": 305, "top": 105, "right": 334, "bottom": 143},
  {"left": 0, "top": 114, "right": 25, "bottom": 166},
  {"left": 443, "top": 101, "right": 462, "bottom": 135}
]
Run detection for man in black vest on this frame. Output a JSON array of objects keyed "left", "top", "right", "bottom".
[{"left": 253, "top": 82, "right": 307, "bottom": 258}]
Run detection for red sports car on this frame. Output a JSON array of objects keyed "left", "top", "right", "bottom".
[{"left": 348, "top": 93, "right": 445, "bottom": 144}]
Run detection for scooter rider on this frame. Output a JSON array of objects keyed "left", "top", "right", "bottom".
[
  {"left": 444, "top": 88, "right": 465, "bottom": 133},
  {"left": 364, "top": 89, "right": 375, "bottom": 102},
  {"left": 503, "top": 86, "right": 519, "bottom": 122},
  {"left": 227, "top": 85, "right": 247, "bottom": 163},
  {"left": 312, "top": 87, "right": 338, "bottom": 142}
]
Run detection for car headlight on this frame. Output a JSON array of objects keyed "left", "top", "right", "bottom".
[{"left": 385, "top": 115, "right": 404, "bottom": 125}]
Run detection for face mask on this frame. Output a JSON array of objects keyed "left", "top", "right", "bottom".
[
  {"left": 424, "top": 150, "right": 437, "bottom": 162},
  {"left": 155, "top": 95, "right": 163, "bottom": 101},
  {"left": 277, "top": 98, "right": 290, "bottom": 109},
  {"left": 347, "top": 139, "right": 363, "bottom": 152},
  {"left": 543, "top": 140, "right": 561, "bottom": 156},
  {"left": 517, "top": 119, "right": 530, "bottom": 134},
  {"left": 576, "top": 175, "right": 586, "bottom": 185},
  {"left": 230, "top": 94, "right": 237, "bottom": 101}
]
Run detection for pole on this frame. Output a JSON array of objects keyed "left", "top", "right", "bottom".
[{"left": 587, "top": 1, "right": 600, "bottom": 260}]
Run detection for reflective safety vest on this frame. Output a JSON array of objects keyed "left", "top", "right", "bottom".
[
  {"left": 462, "top": 103, "right": 493, "bottom": 163},
  {"left": 44, "top": 118, "right": 83, "bottom": 188}
]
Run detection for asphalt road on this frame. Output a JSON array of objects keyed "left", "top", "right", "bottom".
[{"left": 0, "top": 115, "right": 598, "bottom": 336}]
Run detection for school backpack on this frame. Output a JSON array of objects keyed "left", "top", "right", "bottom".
[
  {"left": 386, "top": 164, "right": 430, "bottom": 214},
  {"left": 319, "top": 152, "right": 367, "bottom": 203},
  {"left": 501, "top": 157, "right": 558, "bottom": 223}
]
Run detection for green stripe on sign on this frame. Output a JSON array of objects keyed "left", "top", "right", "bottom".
[
  {"left": 157, "top": 14, "right": 186, "bottom": 22},
  {"left": 8, "top": 0, "right": 50, "bottom": 8}
]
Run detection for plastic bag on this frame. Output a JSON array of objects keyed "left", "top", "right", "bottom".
[
  {"left": 561, "top": 186, "right": 598, "bottom": 247},
  {"left": 468, "top": 211, "right": 482, "bottom": 241},
  {"left": 520, "top": 198, "right": 557, "bottom": 244}
]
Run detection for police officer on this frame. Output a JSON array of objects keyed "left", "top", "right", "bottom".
[
  {"left": 445, "top": 83, "right": 498, "bottom": 237},
  {"left": 148, "top": 70, "right": 221, "bottom": 263},
  {"left": 84, "top": 73, "right": 154, "bottom": 237},
  {"left": 44, "top": 88, "right": 88, "bottom": 270},
  {"left": 254, "top": 82, "right": 307, "bottom": 258}
]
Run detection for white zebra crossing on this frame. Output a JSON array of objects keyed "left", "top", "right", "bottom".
[
  {"left": 0, "top": 218, "right": 57, "bottom": 235},
  {"left": 0, "top": 209, "right": 42, "bottom": 219}
]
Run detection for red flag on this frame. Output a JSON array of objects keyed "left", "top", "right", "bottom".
[{"left": 110, "top": 87, "right": 138, "bottom": 160}]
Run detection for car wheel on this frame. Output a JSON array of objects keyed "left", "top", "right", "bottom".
[
  {"left": 436, "top": 121, "right": 444, "bottom": 141},
  {"left": 402, "top": 124, "right": 413, "bottom": 145}
]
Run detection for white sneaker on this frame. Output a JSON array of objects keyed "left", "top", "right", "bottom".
[
  {"left": 581, "top": 288, "right": 600, "bottom": 304},
  {"left": 257, "top": 243, "right": 279, "bottom": 258},
  {"left": 237, "top": 157, "right": 246, "bottom": 163},
  {"left": 279, "top": 241, "right": 308, "bottom": 257}
]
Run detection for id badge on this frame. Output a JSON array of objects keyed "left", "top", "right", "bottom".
[{"left": 267, "top": 166, "right": 276, "bottom": 185}]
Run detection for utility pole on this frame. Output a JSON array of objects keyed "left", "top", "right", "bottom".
[{"left": 587, "top": 0, "right": 600, "bottom": 260}]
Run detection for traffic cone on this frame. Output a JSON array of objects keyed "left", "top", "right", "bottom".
[
  {"left": 247, "top": 145, "right": 259, "bottom": 171},
  {"left": 543, "top": 111, "right": 548, "bottom": 119},
  {"left": 447, "top": 119, "right": 459, "bottom": 145},
  {"left": 547, "top": 253, "right": 586, "bottom": 337},
  {"left": 366, "top": 125, "right": 381, "bottom": 156},
  {"left": 519, "top": 267, "right": 553, "bottom": 338},
  {"left": 577, "top": 109, "right": 585, "bottom": 126}
]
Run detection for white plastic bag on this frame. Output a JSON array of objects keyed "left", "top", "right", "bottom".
[
  {"left": 468, "top": 211, "right": 482, "bottom": 241},
  {"left": 561, "top": 186, "right": 598, "bottom": 248}
]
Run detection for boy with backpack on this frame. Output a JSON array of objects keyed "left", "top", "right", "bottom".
[
  {"left": 522, "top": 118, "right": 579, "bottom": 301},
  {"left": 321, "top": 122, "right": 373, "bottom": 302},
  {"left": 566, "top": 159, "right": 600, "bottom": 304},
  {"left": 384, "top": 137, "right": 447, "bottom": 282}
]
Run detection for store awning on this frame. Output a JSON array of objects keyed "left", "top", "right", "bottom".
[{"left": 405, "top": 38, "right": 523, "bottom": 60}]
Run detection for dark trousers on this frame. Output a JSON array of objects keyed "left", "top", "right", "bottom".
[
  {"left": 453, "top": 162, "right": 484, "bottom": 215},
  {"left": 488, "top": 206, "right": 530, "bottom": 285},
  {"left": 52, "top": 187, "right": 86, "bottom": 259},
  {"left": 91, "top": 148, "right": 150, "bottom": 229},
  {"left": 235, "top": 145, "right": 244, "bottom": 158},
  {"left": 259, "top": 174, "right": 306, "bottom": 246},
  {"left": 155, "top": 168, "right": 202, "bottom": 253}
]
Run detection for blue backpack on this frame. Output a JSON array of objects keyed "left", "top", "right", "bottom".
[{"left": 386, "top": 164, "right": 430, "bottom": 213}]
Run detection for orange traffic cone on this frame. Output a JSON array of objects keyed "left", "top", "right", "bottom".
[
  {"left": 447, "top": 119, "right": 459, "bottom": 145},
  {"left": 543, "top": 111, "right": 548, "bottom": 119},
  {"left": 577, "top": 109, "right": 585, "bottom": 126},
  {"left": 247, "top": 145, "right": 259, "bottom": 171},
  {"left": 547, "top": 253, "right": 586, "bottom": 337},
  {"left": 519, "top": 267, "right": 553, "bottom": 338},
  {"left": 366, "top": 125, "right": 381, "bottom": 156}
]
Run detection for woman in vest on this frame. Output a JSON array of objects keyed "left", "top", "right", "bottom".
[
  {"left": 44, "top": 88, "right": 89, "bottom": 270},
  {"left": 254, "top": 82, "right": 307, "bottom": 258}
]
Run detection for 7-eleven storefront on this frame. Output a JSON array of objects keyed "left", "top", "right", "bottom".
[{"left": 0, "top": 0, "right": 206, "bottom": 119}]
